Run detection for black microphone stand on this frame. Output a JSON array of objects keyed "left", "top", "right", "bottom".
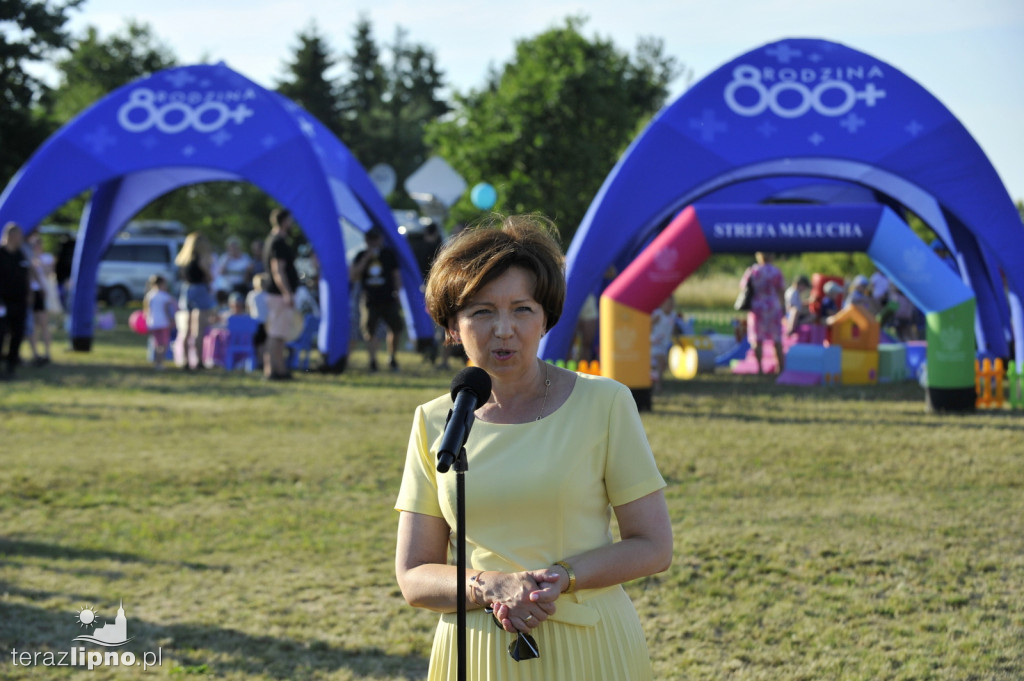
[
  {"left": 437, "top": 368, "right": 489, "bottom": 681},
  {"left": 454, "top": 444, "right": 469, "bottom": 681},
  {"left": 437, "top": 417, "right": 471, "bottom": 681}
]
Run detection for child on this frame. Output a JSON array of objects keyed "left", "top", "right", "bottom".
[
  {"left": 216, "top": 291, "right": 247, "bottom": 326},
  {"left": 650, "top": 296, "right": 680, "bottom": 392},
  {"left": 784, "top": 274, "right": 812, "bottom": 335},
  {"left": 203, "top": 291, "right": 247, "bottom": 368},
  {"left": 818, "top": 280, "right": 843, "bottom": 321},
  {"left": 143, "top": 275, "right": 175, "bottom": 370},
  {"left": 246, "top": 273, "right": 269, "bottom": 370}
]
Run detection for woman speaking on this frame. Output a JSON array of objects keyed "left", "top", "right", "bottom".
[{"left": 395, "top": 214, "right": 673, "bottom": 680}]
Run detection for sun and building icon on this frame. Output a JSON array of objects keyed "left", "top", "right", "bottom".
[{"left": 73, "top": 600, "right": 133, "bottom": 646}]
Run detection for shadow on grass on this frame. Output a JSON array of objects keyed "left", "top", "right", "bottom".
[
  {"left": 18, "top": 345, "right": 447, "bottom": 390},
  {"left": 0, "top": 538, "right": 425, "bottom": 678},
  {"left": 0, "top": 601, "right": 426, "bottom": 679},
  {"left": 659, "top": 372, "right": 926, "bottom": 402},
  {"left": 0, "top": 539, "right": 228, "bottom": 573},
  {"left": 9, "top": 360, "right": 292, "bottom": 397},
  {"left": 653, "top": 375, "right": 1023, "bottom": 430}
]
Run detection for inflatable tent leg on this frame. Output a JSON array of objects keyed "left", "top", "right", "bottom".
[{"left": 924, "top": 300, "right": 977, "bottom": 413}]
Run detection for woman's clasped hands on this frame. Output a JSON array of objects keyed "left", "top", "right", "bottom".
[{"left": 477, "top": 568, "right": 567, "bottom": 633}]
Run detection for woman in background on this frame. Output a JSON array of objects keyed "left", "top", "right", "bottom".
[
  {"left": 26, "top": 232, "right": 54, "bottom": 366},
  {"left": 739, "top": 251, "right": 786, "bottom": 374},
  {"left": 174, "top": 232, "right": 215, "bottom": 370},
  {"left": 215, "top": 236, "right": 254, "bottom": 295}
]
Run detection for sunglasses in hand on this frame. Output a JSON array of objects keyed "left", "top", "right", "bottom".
[{"left": 484, "top": 607, "right": 540, "bottom": 661}]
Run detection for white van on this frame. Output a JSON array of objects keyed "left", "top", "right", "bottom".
[{"left": 97, "top": 236, "right": 184, "bottom": 306}]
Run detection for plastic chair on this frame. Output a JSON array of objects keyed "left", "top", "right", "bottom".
[
  {"left": 224, "top": 315, "right": 261, "bottom": 371},
  {"left": 202, "top": 327, "right": 230, "bottom": 368},
  {"left": 287, "top": 314, "right": 320, "bottom": 371}
]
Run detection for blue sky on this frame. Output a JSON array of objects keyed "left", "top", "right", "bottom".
[{"left": 53, "top": 0, "right": 1024, "bottom": 201}]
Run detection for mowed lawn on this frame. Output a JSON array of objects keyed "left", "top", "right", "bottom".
[{"left": 1, "top": 325, "right": 1022, "bottom": 680}]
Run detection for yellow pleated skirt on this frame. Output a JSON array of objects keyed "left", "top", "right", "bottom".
[{"left": 425, "top": 586, "right": 653, "bottom": 681}]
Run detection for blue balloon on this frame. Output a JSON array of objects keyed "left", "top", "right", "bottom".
[{"left": 470, "top": 182, "right": 497, "bottom": 210}]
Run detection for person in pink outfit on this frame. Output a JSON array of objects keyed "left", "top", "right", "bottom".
[{"left": 739, "top": 252, "right": 786, "bottom": 374}]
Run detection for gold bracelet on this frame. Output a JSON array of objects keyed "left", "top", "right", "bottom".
[{"left": 553, "top": 560, "right": 576, "bottom": 593}]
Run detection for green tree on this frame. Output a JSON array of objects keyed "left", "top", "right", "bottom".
[
  {"left": 337, "top": 15, "right": 386, "bottom": 167},
  {"left": 41, "top": 20, "right": 177, "bottom": 226},
  {"left": 0, "top": 0, "right": 83, "bottom": 183},
  {"left": 276, "top": 22, "right": 343, "bottom": 138},
  {"left": 378, "top": 27, "right": 448, "bottom": 191},
  {"left": 336, "top": 17, "right": 448, "bottom": 207},
  {"left": 425, "top": 16, "right": 680, "bottom": 243},
  {"left": 141, "top": 181, "right": 276, "bottom": 251},
  {"left": 49, "top": 20, "right": 175, "bottom": 124}
]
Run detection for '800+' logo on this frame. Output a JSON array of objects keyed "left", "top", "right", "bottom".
[
  {"left": 117, "top": 88, "right": 255, "bottom": 134},
  {"left": 724, "top": 65, "right": 887, "bottom": 119}
]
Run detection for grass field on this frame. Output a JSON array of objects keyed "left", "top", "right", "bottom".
[{"left": 2, "top": 320, "right": 1023, "bottom": 680}]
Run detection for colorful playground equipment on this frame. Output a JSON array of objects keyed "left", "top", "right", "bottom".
[
  {"left": 1009, "top": 362, "right": 1024, "bottom": 410},
  {"left": 976, "top": 358, "right": 1005, "bottom": 409},
  {"left": 547, "top": 308, "right": 1021, "bottom": 412},
  {"left": 668, "top": 336, "right": 717, "bottom": 380},
  {"left": 974, "top": 357, "right": 1024, "bottom": 410},
  {"left": 776, "top": 299, "right": 883, "bottom": 385},
  {"left": 549, "top": 358, "right": 602, "bottom": 376},
  {"left": 777, "top": 344, "right": 841, "bottom": 385},
  {"left": 830, "top": 303, "right": 880, "bottom": 385},
  {"left": 876, "top": 343, "right": 909, "bottom": 383}
]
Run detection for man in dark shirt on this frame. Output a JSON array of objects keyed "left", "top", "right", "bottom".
[
  {"left": 350, "top": 228, "right": 404, "bottom": 372},
  {"left": 55, "top": 233, "right": 76, "bottom": 309},
  {"left": 0, "top": 223, "right": 32, "bottom": 379},
  {"left": 262, "top": 208, "right": 300, "bottom": 380}
]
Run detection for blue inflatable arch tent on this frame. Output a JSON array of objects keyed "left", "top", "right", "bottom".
[
  {"left": 599, "top": 202, "right": 975, "bottom": 410},
  {"left": 539, "top": 37, "right": 1024, "bottom": 402},
  {"left": 0, "top": 63, "right": 434, "bottom": 368}
]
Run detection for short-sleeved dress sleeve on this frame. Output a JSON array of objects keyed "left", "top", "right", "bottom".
[
  {"left": 395, "top": 397, "right": 449, "bottom": 518},
  {"left": 603, "top": 381, "right": 666, "bottom": 507}
]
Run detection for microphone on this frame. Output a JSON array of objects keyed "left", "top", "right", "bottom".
[{"left": 437, "top": 367, "right": 492, "bottom": 473}]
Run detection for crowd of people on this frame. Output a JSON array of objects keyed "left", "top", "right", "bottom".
[
  {"left": 805, "top": 270, "right": 921, "bottom": 342},
  {"left": 0, "top": 222, "right": 63, "bottom": 380},
  {"left": 149, "top": 208, "right": 323, "bottom": 379},
  {"left": 3, "top": 211, "right": 933, "bottom": 390},
  {"left": 146, "top": 210, "right": 452, "bottom": 378},
  {"left": 737, "top": 252, "right": 925, "bottom": 376}
]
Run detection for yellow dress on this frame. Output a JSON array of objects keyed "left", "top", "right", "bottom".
[{"left": 395, "top": 373, "right": 667, "bottom": 681}]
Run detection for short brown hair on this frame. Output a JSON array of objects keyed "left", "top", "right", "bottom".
[{"left": 425, "top": 214, "right": 565, "bottom": 341}]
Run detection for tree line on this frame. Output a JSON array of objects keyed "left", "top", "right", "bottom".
[{"left": 1, "top": 2, "right": 682, "bottom": 249}]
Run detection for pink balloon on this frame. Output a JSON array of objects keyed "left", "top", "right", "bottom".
[{"left": 129, "top": 310, "right": 148, "bottom": 334}]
